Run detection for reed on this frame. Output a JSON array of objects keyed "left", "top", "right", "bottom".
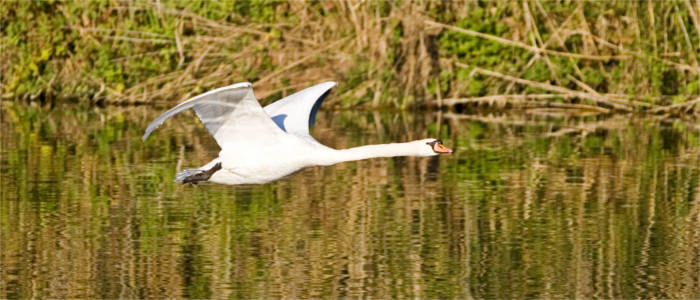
[{"left": 2, "top": 1, "right": 699, "bottom": 114}]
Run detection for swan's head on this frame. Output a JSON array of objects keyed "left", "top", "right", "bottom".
[{"left": 416, "top": 138, "right": 453, "bottom": 156}]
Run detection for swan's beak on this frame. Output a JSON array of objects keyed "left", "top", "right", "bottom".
[{"left": 433, "top": 142, "right": 453, "bottom": 154}]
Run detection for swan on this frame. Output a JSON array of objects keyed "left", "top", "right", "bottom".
[{"left": 142, "top": 81, "right": 452, "bottom": 185}]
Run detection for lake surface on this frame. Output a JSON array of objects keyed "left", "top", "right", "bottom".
[{"left": 2, "top": 104, "right": 700, "bottom": 299}]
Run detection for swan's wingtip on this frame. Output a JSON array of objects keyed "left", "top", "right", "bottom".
[
  {"left": 308, "top": 81, "right": 337, "bottom": 89},
  {"left": 229, "top": 82, "right": 253, "bottom": 89},
  {"left": 141, "top": 130, "right": 153, "bottom": 141},
  {"left": 142, "top": 124, "right": 158, "bottom": 141}
]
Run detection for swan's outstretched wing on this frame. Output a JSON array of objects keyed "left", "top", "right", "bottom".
[
  {"left": 142, "top": 82, "right": 284, "bottom": 147},
  {"left": 263, "top": 81, "right": 336, "bottom": 144}
]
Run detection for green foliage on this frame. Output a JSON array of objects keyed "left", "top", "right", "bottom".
[
  {"left": 0, "top": 1, "right": 287, "bottom": 103},
  {"left": 438, "top": 6, "right": 524, "bottom": 97},
  {"left": 582, "top": 67, "right": 604, "bottom": 90},
  {"left": 2, "top": 1, "right": 700, "bottom": 109},
  {"left": 337, "top": 54, "right": 372, "bottom": 107},
  {"left": 686, "top": 79, "right": 699, "bottom": 95},
  {"left": 435, "top": 1, "right": 699, "bottom": 108}
]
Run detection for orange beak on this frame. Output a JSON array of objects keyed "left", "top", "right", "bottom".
[{"left": 433, "top": 142, "right": 453, "bottom": 154}]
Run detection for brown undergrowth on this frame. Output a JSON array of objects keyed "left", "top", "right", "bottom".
[{"left": 2, "top": 1, "right": 700, "bottom": 116}]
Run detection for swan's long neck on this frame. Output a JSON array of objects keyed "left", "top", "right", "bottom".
[{"left": 316, "top": 141, "right": 429, "bottom": 166}]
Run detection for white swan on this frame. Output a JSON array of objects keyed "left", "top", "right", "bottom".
[{"left": 142, "top": 82, "right": 452, "bottom": 185}]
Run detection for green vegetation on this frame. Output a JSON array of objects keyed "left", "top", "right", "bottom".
[{"left": 2, "top": 1, "right": 700, "bottom": 113}]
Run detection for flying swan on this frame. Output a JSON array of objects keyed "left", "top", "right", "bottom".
[{"left": 142, "top": 82, "right": 452, "bottom": 185}]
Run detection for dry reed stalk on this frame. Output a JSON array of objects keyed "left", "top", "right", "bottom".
[
  {"left": 65, "top": 26, "right": 172, "bottom": 38},
  {"left": 676, "top": 8, "right": 699, "bottom": 68},
  {"left": 109, "top": 49, "right": 178, "bottom": 63},
  {"left": 564, "top": 74, "right": 655, "bottom": 109},
  {"left": 521, "top": 1, "right": 563, "bottom": 88},
  {"left": 458, "top": 63, "right": 634, "bottom": 112},
  {"left": 533, "top": 0, "right": 572, "bottom": 47},
  {"left": 113, "top": 4, "right": 353, "bottom": 103},
  {"left": 522, "top": 101, "right": 611, "bottom": 113},
  {"left": 648, "top": 0, "right": 658, "bottom": 55},
  {"left": 253, "top": 37, "right": 350, "bottom": 88},
  {"left": 684, "top": 0, "right": 700, "bottom": 45},
  {"left": 567, "top": 74, "right": 600, "bottom": 96},
  {"left": 649, "top": 96, "right": 700, "bottom": 114},
  {"left": 100, "top": 36, "right": 173, "bottom": 44},
  {"left": 563, "top": 28, "right": 700, "bottom": 74},
  {"left": 504, "top": 2, "right": 582, "bottom": 94},
  {"left": 425, "top": 20, "right": 630, "bottom": 61}
]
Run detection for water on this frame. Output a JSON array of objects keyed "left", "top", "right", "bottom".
[{"left": 2, "top": 104, "right": 700, "bottom": 299}]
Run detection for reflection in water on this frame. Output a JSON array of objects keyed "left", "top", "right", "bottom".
[{"left": 1, "top": 105, "right": 700, "bottom": 298}]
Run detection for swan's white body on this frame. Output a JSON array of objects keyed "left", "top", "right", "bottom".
[{"left": 142, "top": 82, "right": 451, "bottom": 185}]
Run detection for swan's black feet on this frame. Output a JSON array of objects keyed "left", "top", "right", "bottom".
[{"left": 175, "top": 162, "right": 222, "bottom": 184}]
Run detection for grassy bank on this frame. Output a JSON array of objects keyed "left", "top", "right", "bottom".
[{"left": 2, "top": 1, "right": 700, "bottom": 114}]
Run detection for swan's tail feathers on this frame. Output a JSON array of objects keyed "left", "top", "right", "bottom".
[{"left": 174, "top": 162, "right": 222, "bottom": 184}]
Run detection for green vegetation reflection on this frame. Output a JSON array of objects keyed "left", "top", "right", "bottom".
[{"left": 1, "top": 105, "right": 700, "bottom": 298}]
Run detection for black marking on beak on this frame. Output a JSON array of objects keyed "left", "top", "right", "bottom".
[
  {"left": 427, "top": 139, "right": 452, "bottom": 154},
  {"left": 426, "top": 139, "right": 442, "bottom": 147}
]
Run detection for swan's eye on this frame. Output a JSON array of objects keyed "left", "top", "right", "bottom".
[
  {"left": 426, "top": 139, "right": 442, "bottom": 146},
  {"left": 428, "top": 139, "right": 453, "bottom": 154}
]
